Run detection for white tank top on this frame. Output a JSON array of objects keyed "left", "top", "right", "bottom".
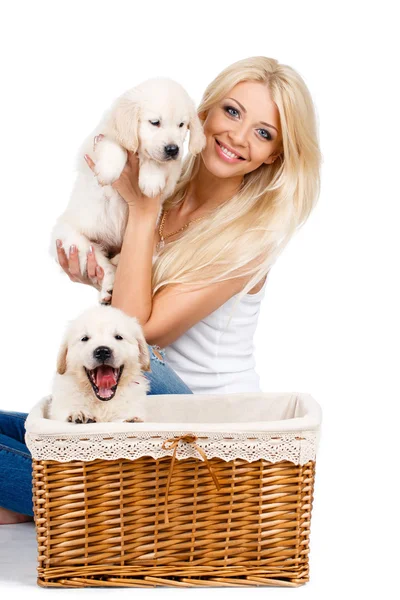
[{"left": 163, "top": 278, "right": 267, "bottom": 394}]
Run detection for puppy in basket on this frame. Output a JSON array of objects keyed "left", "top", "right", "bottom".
[
  {"left": 48, "top": 305, "right": 150, "bottom": 423},
  {"left": 50, "top": 77, "right": 206, "bottom": 304}
]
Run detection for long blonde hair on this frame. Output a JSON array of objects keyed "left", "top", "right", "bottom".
[{"left": 152, "top": 56, "right": 321, "bottom": 326}]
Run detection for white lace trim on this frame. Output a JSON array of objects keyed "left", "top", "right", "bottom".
[{"left": 25, "top": 430, "right": 317, "bottom": 465}]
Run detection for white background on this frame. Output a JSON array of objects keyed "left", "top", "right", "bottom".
[{"left": 0, "top": 0, "right": 399, "bottom": 596}]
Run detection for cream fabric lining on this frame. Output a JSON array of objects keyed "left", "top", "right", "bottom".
[{"left": 24, "top": 392, "right": 321, "bottom": 465}]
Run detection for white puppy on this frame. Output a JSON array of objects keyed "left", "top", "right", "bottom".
[
  {"left": 49, "top": 305, "right": 151, "bottom": 423},
  {"left": 50, "top": 78, "right": 206, "bottom": 303}
]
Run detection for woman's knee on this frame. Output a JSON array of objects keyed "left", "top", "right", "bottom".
[
  {"left": 147, "top": 343, "right": 166, "bottom": 365},
  {"left": 0, "top": 410, "right": 29, "bottom": 437},
  {"left": 145, "top": 345, "right": 193, "bottom": 395}
]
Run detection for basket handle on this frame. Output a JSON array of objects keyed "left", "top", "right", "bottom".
[{"left": 161, "top": 434, "right": 221, "bottom": 524}]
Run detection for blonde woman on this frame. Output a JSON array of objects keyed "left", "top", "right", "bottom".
[
  {"left": 0, "top": 56, "right": 321, "bottom": 523},
  {"left": 67, "top": 55, "right": 320, "bottom": 395}
]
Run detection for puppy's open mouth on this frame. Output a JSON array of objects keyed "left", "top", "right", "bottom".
[{"left": 84, "top": 365, "right": 124, "bottom": 401}]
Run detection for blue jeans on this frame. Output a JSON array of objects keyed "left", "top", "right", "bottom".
[{"left": 0, "top": 345, "right": 192, "bottom": 517}]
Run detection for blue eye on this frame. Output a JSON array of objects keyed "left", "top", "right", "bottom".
[
  {"left": 258, "top": 129, "right": 272, "bottom": 141},
  {"left": 224, "top": 106, "right": 239, "bottom": 118}
]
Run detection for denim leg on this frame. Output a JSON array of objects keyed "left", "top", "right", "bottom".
[
  {"left": 0, "top": 410, "right": 34, "bottom": 516},
  {"left": 144, "top": 345, "right": 193, "bottom": 395}
]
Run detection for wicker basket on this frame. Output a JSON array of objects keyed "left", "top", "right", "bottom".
[{"left": 25, "top": 392, "right": 321, "bottom": 588}]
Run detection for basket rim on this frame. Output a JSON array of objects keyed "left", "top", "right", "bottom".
[{"left": 25, "top": 392, "right": 322, "bottom": 436}]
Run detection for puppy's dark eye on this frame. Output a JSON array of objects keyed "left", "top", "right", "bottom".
[
  {"left": 150, "top": 120, "right": 160, "bottom": 127},
  {"left": 179, "top": 122, "right": 184, "bottom": 128},
  {"left": 81, "top": 336, "right": 90, "bottom": 342},
  {"left": 115, "top": 334, "right": 123, "bottom": 340}
]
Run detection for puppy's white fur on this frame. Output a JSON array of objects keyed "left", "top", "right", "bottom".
[
  {"left": 49, "top": 306, "right": 151, "bottom": 423},
  {"left": 50, "top": 78, "right": 206, "bottom": 303}
]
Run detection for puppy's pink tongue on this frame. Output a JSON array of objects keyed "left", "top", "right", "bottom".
[{"left": 96, "top": 366, "right": 116, "bottom": 394}]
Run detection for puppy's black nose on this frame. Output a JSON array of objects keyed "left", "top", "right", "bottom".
[
  {"left": 93, "top": 346, "right": 112, "bottom": 362},
  {"left": 164, "top": 144, "right": 179, "bottom": 157}
]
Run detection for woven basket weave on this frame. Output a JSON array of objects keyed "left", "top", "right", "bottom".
[{"left": 26, "top": 392, "right": 321, "bottom": 588}]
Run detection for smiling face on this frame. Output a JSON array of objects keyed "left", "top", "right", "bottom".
[
  {"left": 199, "top": 80, "right": 282, "bottom": 179},
  {"left": 56, "top": 306, "right": 150, "bottom": 402}
]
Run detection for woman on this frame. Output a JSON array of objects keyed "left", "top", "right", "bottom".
[{"left": 0, "top": 56, "right": 321, "bottom": 523}]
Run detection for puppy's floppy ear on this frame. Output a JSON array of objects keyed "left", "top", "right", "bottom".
[
  {"left": 56, "top": 338, "right": 68, "bottom": 375},
  {"left": 136, "top": 329, "right": 151, "bottom": 372},
  {"left": 188, "top": 107, "right": 206, "bottom": 155},
  {"left": 107, "top": 92, "right": 141, "bottom": 152}
]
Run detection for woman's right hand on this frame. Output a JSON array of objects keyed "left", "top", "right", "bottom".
[{"left": 55, "top": 240, "right": 104, "bottom": 291}]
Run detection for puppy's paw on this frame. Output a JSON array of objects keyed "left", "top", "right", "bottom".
[
  {"left": 139, "top": 169, "right": 166, "bottom": 198},
  {"left": 99, "top": 268, "right": 116, "bottom": 305},
  {"left": 140, "top": 181, "right": 164, "bottom": 198},
  {"left": 99, "top": 288, "right": 113, "bottom": 305},
  {"left": 99, "top": 293, "right": 112, "bottom": 305},
  {"left": 94, "top": 138, "right": 127, "bottom": 185},
  {"left": 109, "top": 253, "right": 120, "bottom": 267},
  {"left": 124, "top": 417, "right": 144, "bottom": 423},
  {"left": 67, "top": 411, "right": 97, "bottom": 424}
]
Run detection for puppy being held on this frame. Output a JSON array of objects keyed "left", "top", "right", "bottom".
[
  {"left": 50, "top": 77, "right": 206, "bottom": 304},
  {"left": 49, "top": 305, "right": 150, "bottom": 424}
]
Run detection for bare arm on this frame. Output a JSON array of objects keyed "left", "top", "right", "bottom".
[
  {"left": 111, "top": 204, "right": 159, "bottom": 324},
  {"left": 142, "top": 276, "right": 254, "bottom": 347}
]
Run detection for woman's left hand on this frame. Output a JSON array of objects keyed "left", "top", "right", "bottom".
[
  {"left": 84, "top": 136, "right": 162, "bottom": 213},
  {"left": 55, "top": 241, "right": 104, "bottom": 290}
]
